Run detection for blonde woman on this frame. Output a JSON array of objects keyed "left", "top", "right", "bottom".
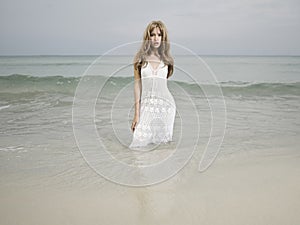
[{"left": 129, "top": 20, "right": 176, "bottom": 149}]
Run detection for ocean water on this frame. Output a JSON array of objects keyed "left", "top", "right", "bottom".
[{"left": 0, "top": 55, "right": 300, "bottom": 188}]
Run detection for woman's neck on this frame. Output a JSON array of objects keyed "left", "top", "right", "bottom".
[
  {"left": 150, "top": 47, "right": 160, "bottom": 56},
  {"left": 149, "top": 51, "right": 160, "bottom": 59}
]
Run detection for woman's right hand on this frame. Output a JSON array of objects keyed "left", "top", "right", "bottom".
[{"left": 131, "top": 115, "right": 139, "bottom": 132}]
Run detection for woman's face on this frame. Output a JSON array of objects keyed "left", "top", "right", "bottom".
[{"left": 150, "top": 27, "right": 162, "bottom": 49}]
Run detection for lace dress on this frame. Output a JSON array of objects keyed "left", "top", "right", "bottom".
[{"left": 129, "top": 61, "right": 176, "bottom": 149}]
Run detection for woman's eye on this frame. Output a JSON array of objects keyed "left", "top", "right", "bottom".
[{"left": 150, "top": 33, "right": 161, "bottom": 37}]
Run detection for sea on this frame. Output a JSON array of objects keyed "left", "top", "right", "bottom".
[{"left": 0, "top": 55, "right": 299, "bottom": 188}]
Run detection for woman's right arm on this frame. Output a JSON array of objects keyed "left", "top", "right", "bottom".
[{"left": 131, "top": 67, "right": 142, "bottom": 132}]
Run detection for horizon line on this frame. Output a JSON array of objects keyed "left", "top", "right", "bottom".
[{"left": 0, "top": 54, "right": 299, "bottom": 57}]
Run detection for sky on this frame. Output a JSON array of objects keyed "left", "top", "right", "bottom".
[{"left": 0, "top": 0, "right": 299, "bottom": 55}]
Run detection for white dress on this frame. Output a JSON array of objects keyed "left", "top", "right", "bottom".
[{"left": 129, "top": 61, "right": 176, "bottom": 149}]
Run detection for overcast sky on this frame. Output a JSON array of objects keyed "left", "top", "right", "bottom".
[{"left": 1, "top": 0, "right": 299, "bottom": 55}]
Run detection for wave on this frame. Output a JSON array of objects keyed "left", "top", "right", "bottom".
[
  {"left": 0, "top": 74, "right": 81, "bottom": 95},
  {"left": 0, "top": 104, "right": 10, "bottom": 111},
  {"left": 0, "top": 74, "right": 299, "bottom": 98},
  {"left": 178, "top": 80, "right": 300, "bottom": 97}
]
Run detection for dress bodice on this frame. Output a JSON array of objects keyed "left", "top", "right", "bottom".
[
  {"left": 139, "top": 60, "right": 174, "bottom": 105},
  {"left": 141, "top": 61, "right": 168, "bottom": 79}
]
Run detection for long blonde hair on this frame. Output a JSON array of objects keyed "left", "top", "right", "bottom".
[{"left": 134, "top": 20, "right": 174, "bottom": 78}]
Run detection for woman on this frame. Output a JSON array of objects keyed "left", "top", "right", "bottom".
[{"left": 129, "top": 20, "right": 176, "bottom": 149}]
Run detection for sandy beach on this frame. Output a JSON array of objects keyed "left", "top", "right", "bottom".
[{"left": 1, "top": 147, "right": 299, "bottom": 225}]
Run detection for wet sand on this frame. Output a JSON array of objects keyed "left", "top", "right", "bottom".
[{"left": 0, "top": 148, "right": 299, "bottom": 225}]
